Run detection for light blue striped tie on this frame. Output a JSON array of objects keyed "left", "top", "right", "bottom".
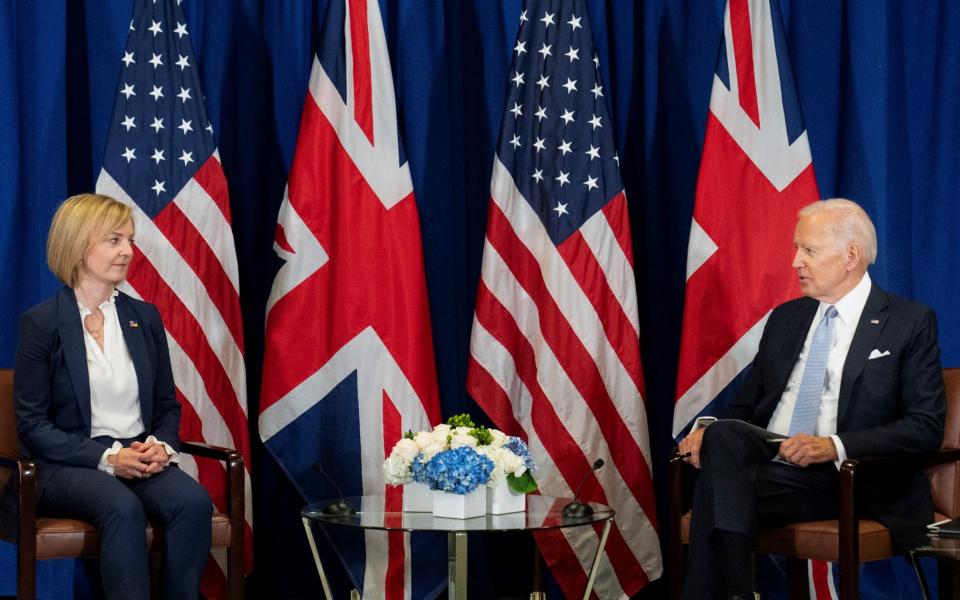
[{"left": 788, "top": 306, "right": 838, "bottom": 436}]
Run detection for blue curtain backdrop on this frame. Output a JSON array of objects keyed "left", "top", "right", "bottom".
[{"left": 1, "top": 1, "right": 958, "bottom": 597}]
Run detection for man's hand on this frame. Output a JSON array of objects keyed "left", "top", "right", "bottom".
[
  {"left": 131, "top": 440, "right": 171, "bottom": 474},
  {"left": 778, "top": 434, "right": 838, "bottom": 467},
  {"left": 678, "top": 428, "right": 706, "bottom": 469},
  {"left": 108, "top": 448, "right": 152, "bottom": 479}
]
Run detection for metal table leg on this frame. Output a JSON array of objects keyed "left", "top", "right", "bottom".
[
  {"left": 909, "top": 551, "right": 932, "bottom": 600},
  {"left": 582, "top": 519, "right": 613, "bottom": 600},
  {"left": 448, "top": 531, "right": 468, "bottom": 599},
  {"left": 302, "top": 517, "right": 335, "bottom": 600}
]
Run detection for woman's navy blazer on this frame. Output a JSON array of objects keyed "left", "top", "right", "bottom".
[{"left": 13, "top": 286, "right": 181, "bottom": 495}]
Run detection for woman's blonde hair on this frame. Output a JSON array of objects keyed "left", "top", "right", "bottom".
[{"left": 47, "top": 194, "right": 133, "bottom": 287}]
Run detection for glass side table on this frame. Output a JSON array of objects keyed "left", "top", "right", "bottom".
[
  {"left": 302, "top": 494, "right": 615, "bottom": 600},
  {"left": 909, "top": 535, "right": 960, "bottom": 600}
]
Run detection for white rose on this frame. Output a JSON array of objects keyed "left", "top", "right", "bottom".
[
  {"left": 500, "top": 449, "right": 526, "bottom": 477},
  {"left": 391, "top": 437, "right": 420, "bottom": 462},
  {"left": 418, "top": 425, "right": 452, "bottom": 460},
  {"left": 477, "top": 446, "right": 506, "bottom": 485},
  {"left": 413, "top": 430, "right": 434, "bottom": 450},
  {"left": 431, "top": 431, "right": 451, "bottom": 448},
  {"left": 488, "top": 429, "right": 508, "bottom": 448},
  {"left": 420, "top": 440, "right": 447, "bottom": 462},
  {"left": 450, "top": 427, "right": 477, "bottom": 449},
  {"left": 383, "top": 455, "right": 412, "bottom": 485}
]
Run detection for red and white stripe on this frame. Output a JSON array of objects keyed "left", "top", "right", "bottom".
[
  {"left": 97, "top": 152, "right": 253, "bottom": 592},
  {"left": 468, "top": 158, "right": 662, "bottom": 599},
  {"left": 808, "top": 560, "right": 839, "bottom": 600}
]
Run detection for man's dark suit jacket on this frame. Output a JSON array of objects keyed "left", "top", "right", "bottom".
[
  {"left": 725, "top": 282, "right": 946, "bottom": 550},
  {"left": 13, "top": 286, "right": 181, "bottom": 497}
]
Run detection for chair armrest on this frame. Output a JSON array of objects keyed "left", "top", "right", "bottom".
[
  {"left": 0, "top": 451, "right": 37, "bottom": 563},
  {"left": 178, "top": 441, "right": 244, "bottom": 520},
  {"left": 924, "top": 448, "right": 960, "bottom": 468},
  {"left": 179, "top": 441, "right": 241, "bottom": 462},
  {"left": 180, "top": 439, "right": 245, "bottom": 597},
  {"left": 0, "top": 452, "right": 22, "bottom": 471},
  {"left": 840, "top": 447, "right": 960, "bottom": 472},
  {"left": 836, "top": 449, "right": 955, "bottom": 568}
]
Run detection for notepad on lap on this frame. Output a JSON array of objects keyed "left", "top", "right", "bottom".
[
  {"left": 694, "top": 417, "right": 788, "bottom": 444},
  {"left": 927, "top": 518, "right": 960, "bottom": 536}
]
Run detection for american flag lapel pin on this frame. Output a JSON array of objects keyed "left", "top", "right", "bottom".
[{"left": 129, "top": 320, "right": 140, "bottom": 328}]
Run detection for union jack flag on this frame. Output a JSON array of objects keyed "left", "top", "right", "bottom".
[
  {"left": 258, "top": 0, "right": 444, "bottom": 598},
  {"left": 673, "top": 0, "right": 830, "bottom": 597},
  {"left": 673, "top": 0, "right": 820, "bottom": 434},
  {"left": 95, "top": 0, "right": 253, "bottom": 595},
  {"left": 466, "top": 0, "right": 661, "bottom": 597}
]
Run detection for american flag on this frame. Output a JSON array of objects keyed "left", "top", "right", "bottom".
[
  {"left": 258, "top": 0, "right": 444, "bottom": 598},
  {"left": 672, "top": 0, "right": 831, "bottom": 597},
  {"left": 95, "top": 0, "right": 252, "bottom": 594},
  {"left": 466, "top": 1, "right": 661, "bottom": 597}
]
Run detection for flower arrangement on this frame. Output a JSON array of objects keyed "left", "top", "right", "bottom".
[{"left": 383, "top": 414, "right": 538, "bottom": 495}]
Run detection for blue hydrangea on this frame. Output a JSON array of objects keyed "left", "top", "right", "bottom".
[
  {"left": 424, "top": 446, "right": 494, "bottom": 494},
  {"left": 504, "top": 436, "right": 536, "bottom": 475},
  {"left": 410, "top": 452, "right": 428, "bottom": 484}
]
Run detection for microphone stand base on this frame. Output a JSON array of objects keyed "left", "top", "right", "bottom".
[
  {"left": 561, "top": 502, "right": 594, "bottom": 519},
  {"left": 321, "top": 500, "right": 355, "bottom": 516}
]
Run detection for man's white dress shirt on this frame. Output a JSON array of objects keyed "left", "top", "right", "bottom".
[{"left": 766, "top": 272, "right": 873, "bottom": 465}]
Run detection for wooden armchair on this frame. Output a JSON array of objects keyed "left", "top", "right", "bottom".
[
  {"left": 0, "top": 369, "right": 246, "bottom": 599},
  {"left": 669, "top": 368, "right": 960, "bottom": 600}
]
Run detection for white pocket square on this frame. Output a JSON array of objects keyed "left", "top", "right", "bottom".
[{"left": 868, "top": 349, "right": 891, "bottom": 360}]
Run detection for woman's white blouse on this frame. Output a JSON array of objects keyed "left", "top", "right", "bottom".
[
  {"left": 80, "top": 291, "right": 145, "bottom": 440},
  {"left": 78, "top": 290, "right": 177, "bottom": 475}
]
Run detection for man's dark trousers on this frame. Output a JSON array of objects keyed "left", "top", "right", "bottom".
[{"left": 681, "top": 420, "right": 840, "bottom": 599}]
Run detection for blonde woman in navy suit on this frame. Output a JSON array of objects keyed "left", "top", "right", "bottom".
[{"left": 14, "top": 194, "right": 212, "bottom": 600}]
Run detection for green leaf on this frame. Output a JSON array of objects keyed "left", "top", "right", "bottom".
[
  {"left": 506, "top": 471, "right": 538, "bottom": 494},
  {"left": 402, "top": 430, "right": 415, "bottom": 440}
]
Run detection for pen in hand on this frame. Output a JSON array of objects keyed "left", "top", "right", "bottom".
[{"left": 671, "top": 452, "right": 692, "bottom": 463}]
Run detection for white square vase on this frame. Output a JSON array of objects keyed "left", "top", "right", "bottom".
[
  {"left": 403, "top": 482, "right": 433, "bottom": 512},
  {"left": 486, "top": 480, "right": 526, "bottom": 514},
  {"left": 431, "top": 488, "right": 486, "bottom": 519},
  {"left": 489, "top": 511, "right": 526, "bottom": 529}
]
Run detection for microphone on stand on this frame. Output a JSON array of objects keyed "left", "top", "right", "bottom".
[
  {"left": 312, "top": 462, "right": 355, "bottom": 516},
  {"left": 562, "top": 458, "right": 604, "bottom": 518}
]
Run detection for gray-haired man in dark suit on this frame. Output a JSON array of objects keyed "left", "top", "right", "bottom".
[{"left": 678, "top": 198, "right": 945, "bottom": 599}]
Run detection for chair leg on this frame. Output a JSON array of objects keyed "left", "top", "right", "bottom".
[
  {"left": 150, "top": 552, "right": 162, "bottom": 600},
  {"left": 17, "top": 542, "right": 36, "bottom": 600},
  {"left": 669, "top": 545, "right": 685, "bottom": 600},
  {"left": 228, "top": 546, "right": 245, "bottom": 600},
  {"left": 784, "top": 557, "right": 809, "bottom": 600},
  {"left": 838, "top": 558, "right": 858, "bottom": 600},
  {"left": 937, "top": 557, "right": 960, "bottom": 600}
]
